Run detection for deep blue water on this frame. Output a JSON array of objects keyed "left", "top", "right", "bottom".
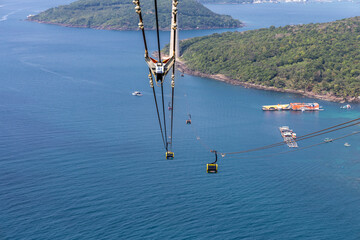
[{"left": 1, "top": 1, "right": 360, "bottom": 239}]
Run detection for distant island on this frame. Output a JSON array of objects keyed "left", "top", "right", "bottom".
[
  {"left": 176, "top": 17, "right": 360, "bottom": 102},
  {"left": 27, "top": 0, "right": 242, "bottom": 30}
]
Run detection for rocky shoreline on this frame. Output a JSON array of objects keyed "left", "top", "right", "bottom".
[{"left": 176, "top": 59, "right": 360, "bottom": 103}]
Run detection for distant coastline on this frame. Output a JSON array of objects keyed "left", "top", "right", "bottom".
[
  {"left": 176, "top": 59, "right": 359, "bottom": 103},
  {"left": 202, "top": 0, "right": 351, "bottom": 4}
]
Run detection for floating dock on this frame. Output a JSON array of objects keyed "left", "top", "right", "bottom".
[
  {"left": 290, "top": 103, "right": 321, "bottom": 111},
  {"left": 262, "top": 104, "right": 291, "bottom": 111},
  {"left": 263, "top": 103, "right": 322, "bottom": 111},
  {"left": 279, "top": 126, "right": 298, "bottom": 148}
]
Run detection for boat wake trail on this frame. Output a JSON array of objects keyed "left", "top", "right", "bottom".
[
  {"left": 20, "top": 59, "right": 108, "bottom": 87},
  {"left": 21, "top": 60, "right": 75, "bottom": 81},
  {"left": 0, "top": 10, "right": 18, "bottom": 22}
]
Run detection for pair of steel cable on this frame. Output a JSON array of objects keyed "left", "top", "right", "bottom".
[
  {"left": 225, "top": 130, "right": 360, "bottom": 161},
  {"left": 154, "top": 0, "right": 169, "bottom": 149},
  {"left": 133, "top": 0, "right": 177, "bottom": 152},
  {"left": 220, "top": 117, "right": 360, "bottom": 156}
]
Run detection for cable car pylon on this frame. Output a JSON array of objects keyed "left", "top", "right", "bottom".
[{"left": 133, "top": 0, "right": 178, "bottom": 159}]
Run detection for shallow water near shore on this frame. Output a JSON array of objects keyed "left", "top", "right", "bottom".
[{"left": 1, "top": 1, "right": 360, "bottom": 239}]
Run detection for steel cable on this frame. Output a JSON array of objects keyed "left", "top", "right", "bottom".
[
  {"left": 160, "top": 82, "right": 168, "bottom": 151},
  {"left": 225, "top": 131, "right": 360, "bottom": 160},
  {"left": 154, "top": 0, "right": 162, "bottom": 63},
  {"left": 151, "top": 74, "right": 167, "bottom": 150},
  {"left": 222, "top": 118, "right": 360, "bottom": 156},
  {"left": 170, "top": 73, "right": 175, "bottom": 147}
]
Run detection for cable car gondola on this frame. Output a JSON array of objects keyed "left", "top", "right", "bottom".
[
  {"left": 166, "top": 151, "right": 174, "bottom": 159},
  {"left": 207, "top": 150, "right": 218, "bottom": 173},
  {"left": 186, "top": 114, "right": 191, "bottom": 124}
]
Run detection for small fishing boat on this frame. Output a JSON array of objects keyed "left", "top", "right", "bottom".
[
  {"left": 324, "top": 138, "right": 333, "bottom": 143},
  {"left": 132, "top": 91, "right": 142, "bottom": 96},
  {"left": 340, "top": 104, "right": 351, "bottom": 109},
  {"left": 344, "top": 142, "right": 351, "bottom": 147}
]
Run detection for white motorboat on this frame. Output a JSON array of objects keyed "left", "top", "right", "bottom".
[
  {"left": 132, "top": 91, "right": 142, "bottom": 96},
  {"left": 340, "top": 104, "right": 351, "bottom": 109},
  {"left": 324, "top": 138, "right": 333, "bottom": 143}
]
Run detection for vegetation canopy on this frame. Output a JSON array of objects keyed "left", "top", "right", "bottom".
[
  {"left": 179, "top": 17, "right": 360, "bottom": 100},
  {"left": 29, "top": 0, "right": 242, "bottom": 30}
]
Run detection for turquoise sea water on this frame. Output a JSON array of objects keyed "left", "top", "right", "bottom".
[{"left": 1, "top": 1, "right": 360, "bottom": 239}]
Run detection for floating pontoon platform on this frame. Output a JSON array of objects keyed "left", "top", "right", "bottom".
[{"left": 279, "top": 126, "right": 298, "bottom": 148}]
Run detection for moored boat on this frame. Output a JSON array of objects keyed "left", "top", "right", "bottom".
[
  {"left": 262, "top": 104, "right": 291, "bottom": 111},
  {"left": 132, "top": 91, "right": 143, "bottom": 96},
  {"left": 290, "top": 102, "right": 321, "bottom": 111},
  {"left": 279, "top": 126, "right": 298, "bottom": 148},
  {"left": 340, "top": 104, "right": 351, "bottom": 109},
  {"left": 324, "top": 138, "right": 333, "bottom": 143}
]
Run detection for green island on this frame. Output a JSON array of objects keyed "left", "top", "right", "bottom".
[
  {"left": 177, "top": 17, "right": 360, "bottom": 102},
  {"left": 28, "top": 0, "right": 242, "bottom": 30}
]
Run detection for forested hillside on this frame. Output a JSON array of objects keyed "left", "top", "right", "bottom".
[
  {"left": 179, "top": 17, "right": 360, "bottom": 100},
  {"left": 28, "top": 0, "right": 242, "bottom": 30}
]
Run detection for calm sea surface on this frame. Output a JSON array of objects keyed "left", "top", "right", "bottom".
[{"left": 1, "top": 1, "right": 360, "bottom": 239}]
